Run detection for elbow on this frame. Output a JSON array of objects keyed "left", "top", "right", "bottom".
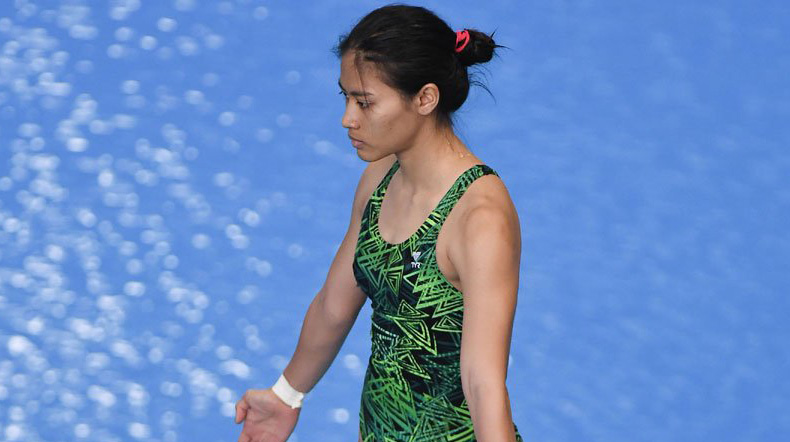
[
  {"left": 316, "top": 289, "right": 358, "bottom": 328},
  {"left": 461, "top": 364, "right": 482, "bottom": 401},
  {"left": 462, "top": 372, "right": 507, "bottom": 405},
  {"left": 461, "top": 371, "right": 480, "bottom": 403}
]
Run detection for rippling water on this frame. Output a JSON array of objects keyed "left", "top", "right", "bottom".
[{"left": 0, "top": 1, "right": 787, "bottom": 441}]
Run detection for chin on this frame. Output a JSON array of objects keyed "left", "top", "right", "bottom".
[
  {"left": 356, "top": 148, "right": 387, "bottom": 163},
  {"left": 355, "top": 148, "right": 373, "bottom": 162}
]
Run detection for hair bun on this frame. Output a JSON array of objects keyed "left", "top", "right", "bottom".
[{"left": 455, "top": 29, "right": 498, "bottom": 67}]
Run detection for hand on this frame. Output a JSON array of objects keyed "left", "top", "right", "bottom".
[{"left": 235, "top": 388, "right": 301, "bottom": 442}]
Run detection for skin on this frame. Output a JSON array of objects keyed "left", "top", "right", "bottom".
[{"left": 235, "top": 50, "right": 521, "bottom": 442}]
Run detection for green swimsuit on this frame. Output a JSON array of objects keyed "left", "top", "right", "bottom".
[{"left": 353, "top": 160, "right": 524, "bottom": 441}]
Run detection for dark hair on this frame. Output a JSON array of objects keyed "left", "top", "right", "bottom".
[{"left": 333, "top": 4, "right": 503, "bottom": 128}]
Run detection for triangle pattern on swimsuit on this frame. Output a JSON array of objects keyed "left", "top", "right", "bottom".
[{"left": 353, "top": 159, "right": 524, "bottom": 441}]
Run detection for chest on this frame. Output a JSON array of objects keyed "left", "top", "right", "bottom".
[{"left": 377, "top": 192, "right": 464, "bottom": 292}]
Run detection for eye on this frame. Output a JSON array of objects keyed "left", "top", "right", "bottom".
[{"left": 339, "top": 90, "right": 369, "bottom": 109}]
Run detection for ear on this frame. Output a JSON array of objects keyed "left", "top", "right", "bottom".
[{"left": 413, "top": 83, "right": 440, "bottom": 116}]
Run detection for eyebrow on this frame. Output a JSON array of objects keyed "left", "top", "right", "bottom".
[{"left": 338, "top": 79, "right": 373, "bottom": 97}]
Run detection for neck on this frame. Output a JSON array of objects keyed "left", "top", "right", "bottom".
[{"left": 393, "top": 121, "right": 476, "bottom": 196}]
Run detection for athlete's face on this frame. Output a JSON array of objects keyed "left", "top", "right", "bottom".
[{"left": 338, "top": 51, "right": 422, "bottom": 161}]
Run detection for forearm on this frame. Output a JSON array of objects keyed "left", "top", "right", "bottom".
[
  {"left": 466, "top": 382, "right": 518, "bottom": 442},
  {"left": 281, "top": 293, "right": 357, "bottom": 394}
]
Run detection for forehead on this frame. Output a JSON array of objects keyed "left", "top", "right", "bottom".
[{"left": 338, "top": 51, "right": 390, "bottom": 94}]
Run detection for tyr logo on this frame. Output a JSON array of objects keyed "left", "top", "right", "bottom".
[{"left": 410, "top": 251, "right": 422, "bottom": 269}]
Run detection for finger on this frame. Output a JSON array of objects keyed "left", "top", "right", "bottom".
[
  {"left": 235, "top": 397, "right": 249, "bottom": 424},
  {"left": 235, "top": 404, "right": 248, "bottom": 424}
]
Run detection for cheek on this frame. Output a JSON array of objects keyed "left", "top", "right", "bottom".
[
  {"left": 376, "top": 104, "right": 407, "bottom": 134},
  {"left": 364, "top": 99, "right": 412, "bottom": 144},
  {"left": 383, "top": 112, "right": 414, "bottom": 140}
]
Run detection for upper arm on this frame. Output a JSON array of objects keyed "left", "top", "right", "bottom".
[
  {"left": 455, "top": 192, "right": 522, "bottom": 392},
  {"left": 317, "top": 156, "right": 396, "bottom": 325}
]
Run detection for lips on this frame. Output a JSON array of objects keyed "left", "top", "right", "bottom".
[{"left": 349, "top": 135, "right": 363, "bottom": 148}]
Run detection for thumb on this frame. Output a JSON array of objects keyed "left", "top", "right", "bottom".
[{"left": 235, "top": 397, "right": 248, "bottom": 424}]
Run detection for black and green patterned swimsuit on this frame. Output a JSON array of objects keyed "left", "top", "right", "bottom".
[{"left": 353, "top": 160, "right": 524, "bottom": 441}]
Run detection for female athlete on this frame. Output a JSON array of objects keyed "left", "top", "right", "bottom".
[{"left": 235, "top": 4, "right": 524, "bottom": 441}]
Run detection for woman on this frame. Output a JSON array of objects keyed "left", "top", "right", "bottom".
[{"left": 235, "top": 4, "right": 524, "bottom": 441}]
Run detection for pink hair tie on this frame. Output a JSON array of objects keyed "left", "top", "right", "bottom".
[{"left": 455, "top": 29, "right": 470, "bottom": 53}]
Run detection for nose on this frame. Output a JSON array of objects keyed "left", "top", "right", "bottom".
[{"left": 341, "top": 102, "right": 359, "bottom": 129}]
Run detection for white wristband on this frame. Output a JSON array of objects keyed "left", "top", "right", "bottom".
[{"left": 271, "top": 374, "right": 305, "bottom": 409}]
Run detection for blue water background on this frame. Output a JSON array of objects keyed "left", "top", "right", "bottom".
[{"left": 0, "top": 1, "right": 788, "bottom": 441}]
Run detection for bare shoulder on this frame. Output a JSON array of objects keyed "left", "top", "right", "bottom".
[
  {"left": 445, "top": 169, "right": 521, "bottom": 258},
  {"left": 362, "top": 153, "right": 397, "bottom": 186},
  {"left": 351, "top": 154, "right": 398, "bottom": 217},
  {"left": 456, "top": 169, "right": 519, "bottom": 230}
]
